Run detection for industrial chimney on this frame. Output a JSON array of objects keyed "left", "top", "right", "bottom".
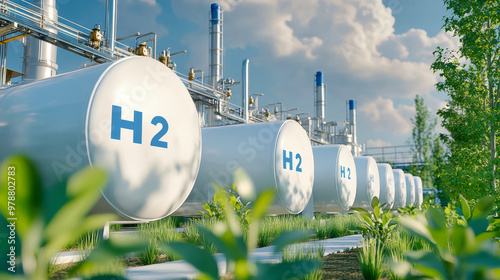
[
  {"left": 242, "top": 59, "right": 249, "bottom": 122},
  {"left": 23, "top": 0, "right": 58, "bottom": 81},
  {"left": 209, "top": 3, "right": 223, "bottom": 89},
  {"left": 349, "top": 100, "right": 359, "bottom": 155},
  {"left": 314, "top": 71, "right": 325, "bottom": 128}
]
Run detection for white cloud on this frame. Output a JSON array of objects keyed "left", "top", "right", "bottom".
[
  {"left": 359, "top": 96, "right": 414, "bottom": 135},
  {"left": 171, "top": 0, "right": 455, "bottom": 142},
  {"left": 117, "top": 0, "right": 168, "bottom": 38},
  {"left": 366, "top": 139, "right": 393, "bottom": 147}
]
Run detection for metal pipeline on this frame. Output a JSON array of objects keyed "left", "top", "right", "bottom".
[
  {"left": 242, "top": 59, "right": 249, "bottom": 122},
  {"left": 106, "top": 0, "right": 117, "bottom": 56},
  {"left": 349, "top": 100, "right": 357, "bottom": 155},
  {"left": 209, "top": 3, "right": 223, "bottom": 88},
  {"left": 23, "top": 0, "right": 58, "bottom": 81}
]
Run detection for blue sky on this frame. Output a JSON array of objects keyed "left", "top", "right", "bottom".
[{"left": 8, "top": 0, "right": 457, "bottom": 147}]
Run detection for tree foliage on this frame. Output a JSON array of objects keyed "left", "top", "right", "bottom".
[
  {"left": 432, "top": 0, "right": 500, "bottom": 200},
  {"left": 410, "top": 95, "right": 437, "bottom": 188}
]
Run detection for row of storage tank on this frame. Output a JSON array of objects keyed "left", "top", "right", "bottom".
[{"left": 0, "top": 57, "right": 423, "bottom": 221}]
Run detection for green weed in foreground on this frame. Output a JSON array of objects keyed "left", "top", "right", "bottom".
[
  {"left": 391, "top": 195, "right": 500, "bottom": 279},
  {"left": 282, "top": 245, "right": 324, "bottom": 280},
  {"left": 161, "top": 169, "right": 320, "bottom": 280},
  {"left": 352, "top": 197, "right": 397, "bottom": 244},
  {"left": 358, "top": 239, "right": 384, "bottom": 280},
  {"left": 0, "top": 155, "right": 148, "bottom": 280},
  {"left": 137, "top": 239, "right": 161, "bottom": 265}
]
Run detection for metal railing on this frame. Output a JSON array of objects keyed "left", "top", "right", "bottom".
[
  {"left": 0, "top": 0, "right": 118, "bottom": 62},
  {"left": 364, "top": 144, "right": 415, "bottom": 166}
]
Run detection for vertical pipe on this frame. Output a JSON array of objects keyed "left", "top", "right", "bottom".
[
  {"left": 153, "top": 33, "right": 157, "bottom": 59},
  {"left": 105, "top": 1, "right": 108, "bottom": 47},
  {"left": 0, "top": 35, "right": 6, "bottom": 85},
  {"left": 108, "top": 0, "right": 117, "bottom": 56},
  {"left": 349, "top": 100, "right": 357, "bottom": 155},
  {"left": 315, "top": 71, "right": 325, "bottom": 123},
  {"left": 209, "top": 3, "right": 223, "bottom": 89},
  {"left": 242, "top": 59, "right": 249, "bottom": 122},
  {"left": 23, "top": 0, "right": 58, "bottom": 81}
]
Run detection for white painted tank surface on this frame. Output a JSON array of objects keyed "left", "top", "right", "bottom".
[
  {"left": 414, "top": 176, "right": 423, "bottom": 207},
  {"left": 405, "top": 173, "right": 416, "bottom": 207},
  {"left": 377, "top": 163, "right": 395, "bottom": 209},
  {"left": 0, "top": 56, "right": 202, "bottom": 221},
  {"left": 312, "top": 145, "right": 357, "bottom": 212},
  {"left": 174, "top": 120, "right": 314, "bottom": 215},
  {"left": 352, "top": 156, "right": 380, "bottom": 210},
  {"left": 392, "top": 169, "right": 407, "bottom": 209}
]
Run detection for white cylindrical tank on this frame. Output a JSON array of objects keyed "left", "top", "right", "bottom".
[
  {"left": 0, "top": 56, "right": 202, "bottom": 221},
  {"left": 377, "top": 163, "right": 395, "bottom": 209},
  {"left": 414, "top": 176, "right": 423, "bottom": 208},
  {"left": 312, "top": 145, "right": 357, "bottom": 212},
  {"left": 392, "top": 169, "right": 407, "bottom": 209},
  {"left": 174, "top": 120, "right": 314, "bottom": 215},
  {"left": 405, "top": 173, "right": 416, "bottom": 207},
  {"left": 352, "top": 156, "right": 380, "bottom": 210}
]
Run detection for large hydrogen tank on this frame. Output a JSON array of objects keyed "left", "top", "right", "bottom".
[
  {"left": 405, "top": 173, "right": 416, "bottom": 207},
  {"left": 174, "top": 120, "right": 314, "bottom": 215},
  {"left": 352, "top": 156, "right": 380, "bottom": 210},
  {"left": 392, "top": 169, "right": 407, "bottom": 209},
  {"left": 414, "top": 176, "right": 423, "bottom": 208},
  {"left": 377, "top": 163, "right": 395, "bottom": 209},
  {"left": 312, "top": 145, "right": 357, "bottom": 212},
  {"left": 0, "top": 56, "right": 202, "bottom": 221}
]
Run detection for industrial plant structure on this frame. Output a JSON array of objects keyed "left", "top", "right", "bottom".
[{"left": 0, "top": 1, "right": 424, "bottom": 221}]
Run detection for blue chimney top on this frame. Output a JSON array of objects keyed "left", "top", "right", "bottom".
[
  {"left": 349, "top": 100, "right": 356, "bottom": 110},
  {"left": 315, "top": 71, "right": 323, "bottom": 87},
  {"left": 211, "top": 3, "right": 220, "bottom": 23}
]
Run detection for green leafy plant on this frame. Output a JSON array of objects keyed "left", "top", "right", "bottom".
[
  {"left": 352, "top": 197, "right": 396, "bottom": 244},
  {"left": 0, "top": 155, "right": 147, "bottom": 279},
  {"left": 398, "top": 205, "right": 419, "bottom": 217},
  {"left": 162, "top": 172, "right": 320, "bottom": 280},
  {"left": 282, "top": 245, "right": 324, "bottom": 280},
  {"left": 358, "top": 239, "right": 384, "bottom": 280},
  {"left": 443, "top": 201, "right": 459, "bottom": 226},
  {"left": 200, "top": 183, "right": 252, "bottom": 228},
  {"left": 391, "top": 196, "right": 500, "bottom": 279},
  {"left": 137, "top": 239, "right": 161, "bottom": 265}
]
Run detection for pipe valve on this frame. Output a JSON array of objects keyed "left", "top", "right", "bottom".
[{"left": 90, "top": 25, "right": 103, "bottom": 49}]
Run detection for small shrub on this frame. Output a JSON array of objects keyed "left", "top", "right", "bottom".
[
  {"left": 200, "top": 183, "right": 251, "bottom": 228},
  {"left": 398, "top": 205, "right": 418, "bottom": 217},
  {"left": 0, "top": 156, "right": 148, "bottom": 279},
  {"left": 77, "top": 229, "right": 101, "bottom": 256},
  {"left": 358, "top": 239, "right": 384, "bottom": 280},
  {"left": 282, "top": 245, "right": 324, "bottom": 280},
  {"left": 352, "top": 197, "right": 396, "bottom": 244},
  {"left": 391, "top": 195, "right": 500, "bottom": 279},
  {"left": 137, "top": 239, "right": 161, "bottom": 265},
  {"left": 162, "top": 177, "right": 320, "bottom": 280}
]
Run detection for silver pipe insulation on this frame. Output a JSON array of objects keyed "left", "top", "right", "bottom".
[
  {"left": 242, "top": 59, "right": 249, "bottom": 122},
  {"left": 23, "top": 0, "right": 58, "bottom": 81},
  {"left": 349, "top": 100, "right": 358, "bottom": 155},
  {"left": 108, "top": 0, "right": 117, "bottom": 56},
  {"left": 209, "top": 3, "right": 222, "bottom": 89}
]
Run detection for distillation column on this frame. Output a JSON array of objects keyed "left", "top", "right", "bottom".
[
  {"left": 23, "top": 0, "right": 58, "bottom": 81},
  {"left": 209, "top": 3, "right": 223, "bottom": 89},
  {"left": 315, "top": 71, "right": 325, "bottom": 129}
]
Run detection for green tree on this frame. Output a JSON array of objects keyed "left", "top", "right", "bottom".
[
  {"left": 431, "top": 137, "right": 446, "bottom": 193},
  {"left": 410, "top": 95, "right": 437, "bottom": 188},
  {"left": 432, "top": 0, "right": 500, "bottom": 199}
]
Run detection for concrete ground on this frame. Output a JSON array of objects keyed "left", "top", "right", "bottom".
[{"left": 125, "top": 234, "right": 362, "bottom": 280}]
